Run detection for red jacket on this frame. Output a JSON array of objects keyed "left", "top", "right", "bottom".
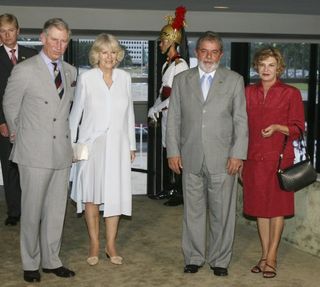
[{"left": 245, "top": 80, "right": 305, "bottom": 162}]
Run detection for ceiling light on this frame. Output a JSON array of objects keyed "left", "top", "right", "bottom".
[{"left": 213, "top": 6, "right": 229, "bottom": 10}]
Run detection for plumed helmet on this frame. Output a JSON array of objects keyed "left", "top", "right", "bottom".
[{"left": 159, "top": 6, "right": 187, "bottom": 45}]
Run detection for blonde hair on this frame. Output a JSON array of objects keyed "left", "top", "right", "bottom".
[
  {"left": 253, "top": 47, "right": 285, "bottom": 77},
  {"left": 89, "top": 33, "right": 124, "bottom": 67},
  {"left": 0, "top": 13, "right": 19, "bottom": 29}
]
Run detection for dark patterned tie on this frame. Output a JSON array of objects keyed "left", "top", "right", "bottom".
[
  {"left": 10, "top": 49, "right": 17, "bottom": 65},
  {"left": 52, "top": 62, "right": 64, "bottom": 99}
]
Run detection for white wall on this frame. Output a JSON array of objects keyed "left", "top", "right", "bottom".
[{"left": 0, "top": 6, "right": 320, "bottom": 41}]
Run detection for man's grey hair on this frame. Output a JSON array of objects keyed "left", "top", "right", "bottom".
[
  {"left": 42, "top": 18, "right": 71, "bottom": 40},
  {"left": 196, "top": 31, "right": 223, "bottom": 52}
]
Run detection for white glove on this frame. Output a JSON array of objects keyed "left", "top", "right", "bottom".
[{"left": 148, "top": 107, "right": 159, "bottom": 122}]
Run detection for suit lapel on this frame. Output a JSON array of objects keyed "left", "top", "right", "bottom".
[
  {"left": 35, "top": 55, "right": 61, "bottom": 105},
  {"left": 17, "top": 45, "right": 29, "bottom": 63},
  {"left": 188, "top": 68, "right": 205, "bottom": 104},
  {"left": 60, "top": 62, "right": 71, "bottom": 105},
  {"left": 206, "top": 67, "right": 225, "bottom": 104},
  {"left": 0, "top": 46, "right": 14, "bottom": 71}
]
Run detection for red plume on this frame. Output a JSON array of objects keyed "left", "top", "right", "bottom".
[{"left": 172, "top": 6, "right": 187, "bottom": 30}]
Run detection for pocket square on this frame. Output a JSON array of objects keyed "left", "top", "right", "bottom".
[{"left": 71, "top": 81, "right": 77, "bottom": 87}]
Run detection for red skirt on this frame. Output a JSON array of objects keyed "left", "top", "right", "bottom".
[{"left": 242, "top": 159, "right": 294, "bottom": 218}]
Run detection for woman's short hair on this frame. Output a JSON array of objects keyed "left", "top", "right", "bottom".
[
  {"left": 253, "top": 47, "right": 286, "bottom": 77},
  {"left": 89, "top": 33, "right": 125, "bottom": 67}
]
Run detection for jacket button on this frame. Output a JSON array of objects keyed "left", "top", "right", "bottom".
[
  {"left": 53, "top": 118, "right": 56, "bottom": 121},
  {"left": 66, "top": 135, "right": 69, "bottom": 138},
  {"left": 53, "top": 136, "right": 56, "bottom": 139},
  {"left": 44, "top": 101, "right": 48, "bottom": 104}
]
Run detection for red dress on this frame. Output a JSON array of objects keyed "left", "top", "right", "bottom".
[{"left": 243, "top": 80, "right": 305, "bottom": 217}]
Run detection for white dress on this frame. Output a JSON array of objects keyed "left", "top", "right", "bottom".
[{"left": 69, "top": 68, "right": 136, "bottom": 217}]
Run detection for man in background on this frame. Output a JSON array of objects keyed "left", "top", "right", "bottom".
[
  {"left": 148, "top": 6, "right": 189, "bottom": 206},
  {"left": 0, "top": 13, "right": 37, "bottom": 226}
]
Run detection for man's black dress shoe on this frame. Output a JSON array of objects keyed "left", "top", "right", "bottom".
[
  {"left": 164, "top": 192, "right": 183, "bottom": 206},
  {"left": 149, "top": 190, "right": 170, "bottom": 200},
  {"left": 5, "top": 216, "right": 20, "bottom": 226},
  {"left": 24, "top": 270, "right": 40, "bottom": 282},
  {"left": 184, "top": 264, "right": 202, "bottom": 273},
  {"left": 211, "top": 266, "right": 228, "bottom": 276},
  {"left": 42, "top": 266, "right": 75, "bottom": 278}
]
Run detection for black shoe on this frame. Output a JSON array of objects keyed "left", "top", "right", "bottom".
[
  {"left": 164, "top": 192, "right": 183, "bottom": 206},
  {"left": 149, "top": 190, "right": 170, "bottom": 200},
  {"left": 5, "top": 216, "right": 20, "bottom": 226},
  {"left": 42, "top": 266, "right": 75, "bottom": 278},
  {"left": 24, "top": 270, "right": 40, "bottom": 282},
  {"left": 184, "top": 264, "right": 202, "bottom": 273},
  {"left": 211, "top": 266, "right": 228, "bottom": 276}
]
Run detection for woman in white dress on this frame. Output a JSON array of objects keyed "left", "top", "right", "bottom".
[{"left": 69, "top": 34, "right": 136, "bottom": 266}]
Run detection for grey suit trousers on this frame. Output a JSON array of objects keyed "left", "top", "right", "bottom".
[
  {"left": 182, "top": 159, "right": 238, "bottom": 268},
  {"left": 18, "top": 165, "right": 70, "bottom": 270}
]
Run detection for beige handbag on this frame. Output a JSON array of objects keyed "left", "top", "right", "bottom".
[{"left": 73, "top": 143, "right": 89, "bottom": 161}]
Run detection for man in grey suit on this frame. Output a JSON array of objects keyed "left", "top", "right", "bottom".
[
  {"left": 3, "top": 18, "right": 77, "bottom": 283},
  {"left": 166, "top": 31, "right": 248, "bottom": 276}
]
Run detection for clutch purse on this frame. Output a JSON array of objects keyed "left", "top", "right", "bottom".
[
  {"left": 73, "top": 143, "right": 89, "bottom": 161},
  {"left": 277, "top": 127, "right": 317, "bottom": 192}
]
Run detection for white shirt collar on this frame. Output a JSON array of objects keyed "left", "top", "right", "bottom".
[{"left": 198, "top": 67, "right": 216, "bottom": 79}]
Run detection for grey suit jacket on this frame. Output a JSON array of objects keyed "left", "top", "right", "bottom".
[
  {"left": 166, "top": 66, "right": 248, "bottom": 174},
  {"left": 3, "top": 54, "right": 77, "bottom": 169}
]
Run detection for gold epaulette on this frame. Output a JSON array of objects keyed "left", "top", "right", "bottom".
[{"left": 174, "top": 58, "right": 183, "bottom": 65}]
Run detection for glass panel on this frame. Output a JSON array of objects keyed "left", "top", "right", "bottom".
[
  {"left": 18, "top": 39, "right": 42, "bottom": 52},
  {"left": 119, "top": 40, "right": 149, "bottom": 195}
]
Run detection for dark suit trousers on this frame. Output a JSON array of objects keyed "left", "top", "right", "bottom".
[
  {"left": 162, "top": 147, "right": 182, "bottom": 194},
  {"left": 0, "top": 134, "right": 21, "bottom": 217}
]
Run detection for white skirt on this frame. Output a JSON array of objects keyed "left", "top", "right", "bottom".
[
  {"left": 70, "top": 131, "right": 132, "bottom": 217},
  {"left": 70, "top": 133, "right": 108, "bottom": 213}
]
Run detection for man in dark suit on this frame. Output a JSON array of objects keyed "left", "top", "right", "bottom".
[{"left": 0, "top": 13, "right": 37, "bottom": 226}]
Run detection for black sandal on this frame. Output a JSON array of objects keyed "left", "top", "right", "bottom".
[
  {"left": 251, "top": 258, "right": 266, "bottom": 273},
  {"left": 263, "top": 263, "right": 277, "bottom": 278}
]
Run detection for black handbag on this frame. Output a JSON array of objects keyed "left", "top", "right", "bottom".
[{"left": 277, "top": 128, "right": 317, "bottom": 192}]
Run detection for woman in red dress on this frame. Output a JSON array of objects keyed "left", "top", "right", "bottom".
[{"left": 242, "top": 47, "right": 304, "bottom": 278}]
